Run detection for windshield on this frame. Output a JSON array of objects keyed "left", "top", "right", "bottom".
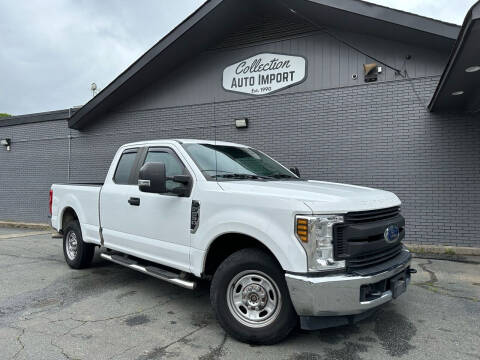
[{"left": 182, "top": 143, "right": 298, "bottom": 181}]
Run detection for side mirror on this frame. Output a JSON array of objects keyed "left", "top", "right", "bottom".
[
  {"left": 138, "top": 162, "right": 166, "bottom": 194},
  {"left": 289, "top": 167, "right": 300, "bottom": 177},
  {"left": 170, "top": 175, "right": 192, "bottom": 197},
  {"left": 172, "top": 175, "right": 191, "bottom": 185}
]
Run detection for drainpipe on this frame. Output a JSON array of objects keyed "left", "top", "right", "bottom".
[
  {"left": 67, "top": 108, "right": 72, "bottom": 183},
  {"left": 67, "top": 133, "right": 72, "bottom": 183}
]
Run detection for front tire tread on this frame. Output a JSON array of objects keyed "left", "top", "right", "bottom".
[{"left": 210, "top": 248, "right": 297, "bottom": 345}]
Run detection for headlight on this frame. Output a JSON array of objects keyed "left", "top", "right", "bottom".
[{"left": 295, "top": 215, "right": 345, "bottom": 272}]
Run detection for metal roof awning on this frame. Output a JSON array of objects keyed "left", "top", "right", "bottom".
[{"left": 429, "top": 1, "right": 480, "bottom": 114}]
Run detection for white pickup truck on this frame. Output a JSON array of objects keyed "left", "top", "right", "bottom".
[{"left": 50, "top": 139, "right": 412, "bottom": 344}]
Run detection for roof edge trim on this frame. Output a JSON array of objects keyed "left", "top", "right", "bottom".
[
  {"left": 305, "top": 0, "right": 460, "bottom": 39},
  {"left": 0, "top": 108, "right": 76, "bottom": 128}
]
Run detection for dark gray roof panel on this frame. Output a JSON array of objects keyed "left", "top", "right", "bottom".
[
  {"left": 0, "top": 108, "right": 76, "bottom": 127},
  {"left": 277, "top": 0, "right": 458, "bottom": 51},
  {"left": 306, "top": 0, "right": 459, "bottom": 39}
]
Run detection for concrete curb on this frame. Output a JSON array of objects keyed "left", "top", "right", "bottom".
[
  {"left": 0, "top": 220, "right": 52, "bottom": 230},
  {"left": 405, "top": 243, "right": 480, "bottom": 256},
  {"left": 0, "top": 221, "right": 63, "bottom": 238},
  {"left": 0, "top": 231, "right": 52, "bottom": 240}
]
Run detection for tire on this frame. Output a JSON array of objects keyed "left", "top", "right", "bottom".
[
  {"left": 63, "top": 220, "right": 95, "bottom": 269},
  {"left": 210, "top": 248, "right": 297, "bottom": 345}
]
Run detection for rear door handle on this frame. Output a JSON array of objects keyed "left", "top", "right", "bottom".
[{"left": 128, "top": 197, "right": 140, "bottom": 206}]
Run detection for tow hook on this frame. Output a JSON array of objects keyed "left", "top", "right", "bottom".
[{"left": 408, "top": 268, "right": 417, "bottom": 274}]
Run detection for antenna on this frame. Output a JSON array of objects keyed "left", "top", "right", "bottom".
[{"left": 213, "top": 97, "right": 218, "bottom": 182}]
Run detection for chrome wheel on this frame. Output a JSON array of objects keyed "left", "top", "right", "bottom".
[
  {"left": 227, "top": 270, "right": 282, "bottom": 328},
  {"left": 65, "top": 230, "right": 78, "bottom": 260}
]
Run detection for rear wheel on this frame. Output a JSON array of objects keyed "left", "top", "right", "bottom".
[
  {"left": 210, "top": 248, "right": 297, "bottom": 345},
  {"left": 63, "top": 221, "right": 95, "bottom": 269}
]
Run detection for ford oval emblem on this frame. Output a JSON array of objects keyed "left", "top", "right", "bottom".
[{"left": 384, "top": 225, "right": 400, "bottom": 243}]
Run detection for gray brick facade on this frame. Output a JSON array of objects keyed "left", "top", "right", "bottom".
[
  {"left": 0, "top": 15, "right": 479, "bottom": 248},
  {"left": 1, "top": 76, "right": 479, "bottom": 247},
  {"left": 0, "top": 120, "right": 69, "bottom": 221}
]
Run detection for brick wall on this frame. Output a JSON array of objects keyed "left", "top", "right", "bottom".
[
  {"left": 1, "top": 76, "right": 479, "bottom": 247},
  {"left": 66, "top": 76, "right": 480, "bottom": 247},
  {"left": 0, "top": 120, "right": 69, "bottom": 221}
]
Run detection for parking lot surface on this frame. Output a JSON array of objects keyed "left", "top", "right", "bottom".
[{"left": 0, "top": 227, "right": 479, "bottom": 360}]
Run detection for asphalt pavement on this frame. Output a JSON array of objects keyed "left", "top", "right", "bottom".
[{"left": 0, "top": 227, "right": 479, "bottom": 360}]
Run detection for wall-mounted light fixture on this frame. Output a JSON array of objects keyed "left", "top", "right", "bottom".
[
  {"left": 465, "top": 66, "right": 480, "bottom": 73},
  {"left": 235, "top": 118, "right": 248, "bottom": 129},
  {"left": 1, "top": 138, "right": 11, "bottom": 151},
  {"left": 363, "top": 63, "right": 379, "bottom": 82}
]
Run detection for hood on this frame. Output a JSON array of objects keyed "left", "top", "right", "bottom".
[{"left": 218, "top": 179, "right": 401, "bottom": 213}]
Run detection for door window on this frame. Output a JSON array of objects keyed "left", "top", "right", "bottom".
[
  {"left": 113, "top": 150, "right": 138, "bottom": 184},
  {"left": 143, "top": 149, "right": 187, "bottom": 193}
]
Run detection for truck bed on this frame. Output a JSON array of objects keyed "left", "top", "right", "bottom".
[{"left": 51, "top": 183, "right": 102, "bottom": 245}]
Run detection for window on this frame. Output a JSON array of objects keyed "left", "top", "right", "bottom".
[
  {"left": 144, "top": 149, "right": 186, "bottom": 192},
  {"left": 182, "top": 143, "right": 296, "bottom": 180},
  {"left": 113, "top": 150, "right": 137, "bottom": 184}
]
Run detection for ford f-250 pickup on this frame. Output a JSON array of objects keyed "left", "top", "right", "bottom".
[{"left": 50, "top": 139, "right": 413, "bottom": 344}]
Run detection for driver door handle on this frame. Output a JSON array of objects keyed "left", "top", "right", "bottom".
[{"left": 128, "top": 197, "right": 140, "bottom": 206}]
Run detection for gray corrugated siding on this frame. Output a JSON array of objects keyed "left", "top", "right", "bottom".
[
  {"left": 0, "top": 18, "right": 478, "bottom": 249},
  {"left": 210, "top": 17, "right": 318, "bottom": 50},
  {"left": 119, "top": 20, "right": 448, "bottom": 113}
]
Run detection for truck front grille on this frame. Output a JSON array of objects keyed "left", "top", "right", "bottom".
[
  {"left": 346, "top": 244, "right": 403, "bottom": 272},
  {"left": 333, "top": 206, "right": 405, "bottom": 274},
  {"left": 343, "top": 206, "right": 400, "bottom": 224}
]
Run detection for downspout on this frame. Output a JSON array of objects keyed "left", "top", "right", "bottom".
[
  {"left": 67, "top": 108, "right": 72, "bottom": 183},
  {"left": 67, "top": 134, "right": 72, "bottom": 183}
]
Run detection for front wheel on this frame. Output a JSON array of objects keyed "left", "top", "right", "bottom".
[{"left": 210, "top": 248, "right": 297, "bottom": 345}]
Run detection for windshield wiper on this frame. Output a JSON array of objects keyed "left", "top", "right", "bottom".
[
  {"left": 270, "top": 174, "right": 297, "bottom": 179},
  {"left": 212, "top": 173, "right": 274, "bottom": 180}
]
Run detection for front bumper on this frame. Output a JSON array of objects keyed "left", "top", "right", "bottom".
[{"left": 285, "top": 249, "right": 411, "bottom": 317}]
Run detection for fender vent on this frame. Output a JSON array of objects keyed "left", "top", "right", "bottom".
[{"left": 191, "top": 200, "right": 200, "bottom": 233}]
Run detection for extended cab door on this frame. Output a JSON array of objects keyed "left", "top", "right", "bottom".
[{"left": 100, "top": 146, "right": 193, "bottom": 272}]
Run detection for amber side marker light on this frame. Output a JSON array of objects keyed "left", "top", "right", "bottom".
[{"left": 296, "top": 218, "right": 308, "bottom": 242}]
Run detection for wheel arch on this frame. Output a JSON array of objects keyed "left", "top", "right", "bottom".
[
  {"left": 202, "top": 232, "right": 282, "bottom": 278},
  {"left": 59, "top": 206, "right": 79, "bottom": 232}
]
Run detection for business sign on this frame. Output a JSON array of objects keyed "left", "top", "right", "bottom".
[{"left": 222, "top": 53, "right": 307, "bottom": 96}]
